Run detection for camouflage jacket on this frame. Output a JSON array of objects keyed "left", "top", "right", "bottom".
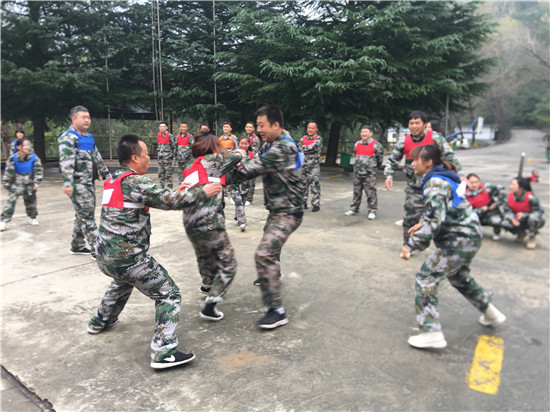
[
  {"left": 157, "top": 133, "right": 176, "bottom": 159},
  {"left": 299, "top": 135, "right": 322, "bottom": 168},
  {"left": 97, "top": 166, "right": 208, "bottom": 267},
  {"left": 176, "top": 133, "right": 194, "bottom": 160},
  {"left": 353, "top": 138, "right": 384, "bottom": 178},
  {"left": 58, "top": 127, "right": 110, "bottom": 188},
  {"left": 234, "top": 132, "right": 304, "bottom": 214},
  {"left": 407, "top": 176, "right": 481, "bottom": 252},
  {"left": 183, "top": 151, "right": 242, "bottom": 233},
  {"left": 2, "top": 152, "right": 43, "bottom": 192},
  {"left": 502, "top": 190, "right": 544, "bottom": 221},
  {"left": 384, "top": 131, "right": 462, "bottom": 191},
  {"left": 466, "top": 183, "right": 506, "bottom": 212}
]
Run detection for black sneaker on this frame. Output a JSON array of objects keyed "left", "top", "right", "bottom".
[
  {"left": 200, "top": 286, "right": 211, "bottom": 295},
  {"left": 151, "top": 351, "right": 195, "bottom": 369},
  {"left": 253, "top": 278, "right": 262, "bottom": 286},
  {"left": 71, "top": 247, "right": 92, "bottom": 255},
  {"left": 200, "top": 303, "right": 224, "bottom": 321},
  {"left": 258, "top": 308, "right": 289, "bottom": 329},
  {"left": 87, "top": 318, "right": 119, "bottom": 334},
  {"left": 312, "top": 206, "right": 320, "bottom": 212}
]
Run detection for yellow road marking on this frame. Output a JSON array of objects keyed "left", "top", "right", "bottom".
[{"left": 467, "top": 335, "right": 505, "bottom": 395}]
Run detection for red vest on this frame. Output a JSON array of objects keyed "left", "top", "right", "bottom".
[
  {"left": 183, "top": 156, "right": 226, "bottom": 187},
  {"left": 466, "top": 184, "right": 492, "bottom": 208},
  {"left": 507, "top": 191, "right": 532, "bottom": 213},
  {"left": 355, "top": 140, "right": 377, "bottom": 157},
  {"left": 302, "top": 135, "right": 319, "bottom": 146},
  {"left": 219, "top": 136, "right": 235, "bottom": 149},
  {"left": 403, "top": 130, "right": 434, "bottom": 159},
  {"left": 157, "top": 132, "right": 170, "bottom": 145},
  {"left": 177, "top": 133, "right": 191, "bottom": 146},
  {"left": 102, "top": 171, "right": 150, "bottom": 211},
  {"left": 249, "top": 134, "right": 259, "bottom": 146}
]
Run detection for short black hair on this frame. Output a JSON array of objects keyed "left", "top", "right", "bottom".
[
  {"left": 408, "top": 110, "right": 427, "bottom": 124},
  {"left": 180, "top": 121, "right": 188, "bottom": 126},
  {"left": 307, "top": 120, "right": 318, "bottom": 127},
  {"left": 514, "top": 176, "right": 532, "bottom": 192},
  {"left": 70, "top": 105, "right": 89, "bottom": 118},
  {"left": 117, "top": 134, "right": 143, "bottom": 165},
  {"left": 15, "top": 128, "right": 25, "bottom": 137},
  {"left": 158, "top": 121, "right": 168, "bottom": 127},
  {"left": 466, "top": 173, "right": 480, "bottom": 180},
  {"left": 223, "top": 121, "right": 232, "bottom": 127},
  {"left": 361, "top": 125, "right": 374, "bottom": 133},
  {"left": 16, "top": 137, "right": 29, "bottom": 148},
  {"left": 255, "top": 104, "right": 284, "bottom": 129},
  {"left": 245, "top": 121, "right": 254, "bottom": 127}
]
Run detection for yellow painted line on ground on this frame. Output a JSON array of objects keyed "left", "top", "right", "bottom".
[{"left": 467, "top": 335, "right": 505, "bottom": 395}]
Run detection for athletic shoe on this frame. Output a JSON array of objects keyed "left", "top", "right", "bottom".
[
  {"left": 407, "top": 331, "right": 447, "bottom": 349},
  {"left": 230, "top": 198, "right": 235, "bottom": 205},
  {"left": 526, "top": 235, "right": 536, "bottom": 250},
  {"left": 71, "top": 247, "right": 92, "bottom": 255},
  {"left": 240, "top": 224, "right": 246, "bottom": 232},
  {"left": 395, "top": 219, "right": 403, "bottom": 226},
  {"left": 367, "top": 212, "right": 376, "bottom": 220},
  {"left": 30, "top": 218, "right": 39, "bottom": 225},
  {"left": 91, "top": 252, "right": 97, "bottom": 261},
  {"left": 200, "top": 286, "right": 211, "bottom": 295},
  {"left": 492, "top": 234, "right": 500, "bottom": 241},
  {"left": 87, "top": 318, "right": 119, "bottom": 335},
  {"left": 0, "top": 222, "right": 6, "bottom": 231},
  {"left": 200, "top": 303, "right": 224, "bottom": 321},
  {"left": 312, "top": 206, "right": 320, "bottom": 212},
  {"left": 344, "top": 210, "right": 357, "bottom": 216},
  {"left": 151, "top": 351, "right": 195, "bottom": 369},
  {"left": 245, "top": 201, "right": 251, "bottom": 206},
  {"left": 478, "top": 303, "right": 506, "bottom": 326},
  {"left": 258, "top": 308, "right": 289, "bottom": 329},
  {"left": 253, "top": 278, "right": 262, "bottom": 286},
  {"left": 515, "top": 229, "right": 527, "bottom": 243},
  {"left": 234, "top": 220, "right": 240, "bottom": 227}
]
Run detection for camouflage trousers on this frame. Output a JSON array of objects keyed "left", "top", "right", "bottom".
[
  {"left": 256, "top": 212, "right": 302, "bottom": 309},
  {"left": 477, "top": 209, "right": 503, "bottom": 235},
  {"left": 92, "top": 255, "right": 181, "bottom": 362},
  {"left": 246, "top": 178, "right": 256, "bottom": 203},
  {"left": 350, "top": 175, "right": 377, "bottom": 213},
  {"left": 157, "top": 155, "right": 173, "bottom": 189},
  {"left": 186, "top": 228, "right": 237, "bottom": 304},
  {"left": 1, "top": 186, "right": 38, "bottom": 222},
  {"left": 231, "top": 185, "right": 250, "bottom": 226},
  {"left": 414, "top": 236, "right": 491, "bottom": 332},
  {"left": 177, "top": 152, "right": 193, "bottom": 182},
  {"left": 501, "top": 213, "right": 545, "bottom": 237},
  {"left": 402, "top": 188, "right": 425, "bottom": 245},
  {"left": 302, "top": 165, "right": 320, "bottom": 207},
  {"left": 71, "top": 184, "right": 98, "bottom": 252}
]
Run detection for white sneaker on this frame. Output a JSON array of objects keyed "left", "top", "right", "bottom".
[
  {"left": 492, "top": 234, "right": 500, "bottom": 241},
  {"left": 240, "top": 224, "right": 246, "bottom": 232},
  {"left": 0, "top": 222, "right": 6, "bottom": 231},
  {"left": 30, "top": 218, "right": 39, "bottom": 225},
  {"left": 368, "top": 212, "right": 376, "bottom": 220},
  {"left": 344, "top": 210, "right": 357, "bottom": 216},
  {"left": 230, "top": 198, "right": 235, "bottom": 205},
  {"left": 478, "top": 303, "right": 506, "bottom": 326},
  {"left": 395, "top": 219, "right": 403, "bottom": 226},
  {"left": 245, "top": 201, "right": 251, "bottom": 206},
  {"left": 408, "top": 331, "right": 447, "bottom": 349}
]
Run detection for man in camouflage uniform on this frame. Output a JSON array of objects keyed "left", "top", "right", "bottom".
[
  {"left": 218, "top": 121, "right": 238, "bottom": 151},
  {"left": 233, "top": 104, "right": 304, "bottom": 329},
  {"left": 299, "top": 120, "right": 322, "bottom": 212},
  {"left": 176, "top": 121, "right": 194, "bottom": 178},
  {"left": 58, "top": 106, "right": 111, "bottom": 256},
  {"left": 88, "top": 134, "right": 222, "bottom": 369},
  {"left": 385, "top": 110, "right": 461, "bottom": 245},
  {"left": 242, "top": 121, "right": 260, "bottom": 205},
  {"left": 344, "top": 125, "right": 384, "bottom": 219},
  {"left": 157, "top": 121, "right": 176, "bottom": 189},
  {"left": 402, "top": 145, "right": 505, "bottom": 349},
  {"left": 0, "top": 138, "right": 43, "bottom": 230}
]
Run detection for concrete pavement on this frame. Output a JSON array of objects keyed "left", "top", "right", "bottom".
[{"left": 1, "top": 129, "right": 548, "bottom": 411}]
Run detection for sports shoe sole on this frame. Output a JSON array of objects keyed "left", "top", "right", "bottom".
[
  {"left": 87, "top": 319, "right": 119, "bottom": 334},
  {"left": 151, "top": 354, "right": 195, "bottom": 369},
  {"left": 200, "top": 310, "right": 224, "bottom": 321},
  {"left": 71, "top": 250, "right": 92, "bottom": 255},
  {"left": 259, "top": 318, "right": 289, "bottom": 329},
  {"left": 407, "top": 335, "right": 447, "bottom": 349},
  {"left": 478, "top": 314, "right": 506, "bottom": 326}
]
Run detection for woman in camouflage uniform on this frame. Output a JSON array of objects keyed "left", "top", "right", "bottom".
[
  {"left": 401, "top": 145, "right": 506, "bottom": 349},
  {"left": 1, "top": 138, "right": 43, "bottom": 231},
  {"left": 182, "top": 133, "right": 242, "bottom": 322},
  {"left": 230, "top": 136, "right": 253, "bottom": 231}
]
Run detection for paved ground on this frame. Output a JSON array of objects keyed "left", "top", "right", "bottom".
[{"left": 1, "top": 129, "right": 548, "bottom": 411}]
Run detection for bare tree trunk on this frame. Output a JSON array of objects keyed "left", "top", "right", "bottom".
[
  {"left": 1, "top": 120, "right": 11, "bottom": 161},
  {"left": 325, "top": 121, "right": 341, "bottom": 167},
  {"left": 33, "top": 118, "right": 47, "bottom": 162}
]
